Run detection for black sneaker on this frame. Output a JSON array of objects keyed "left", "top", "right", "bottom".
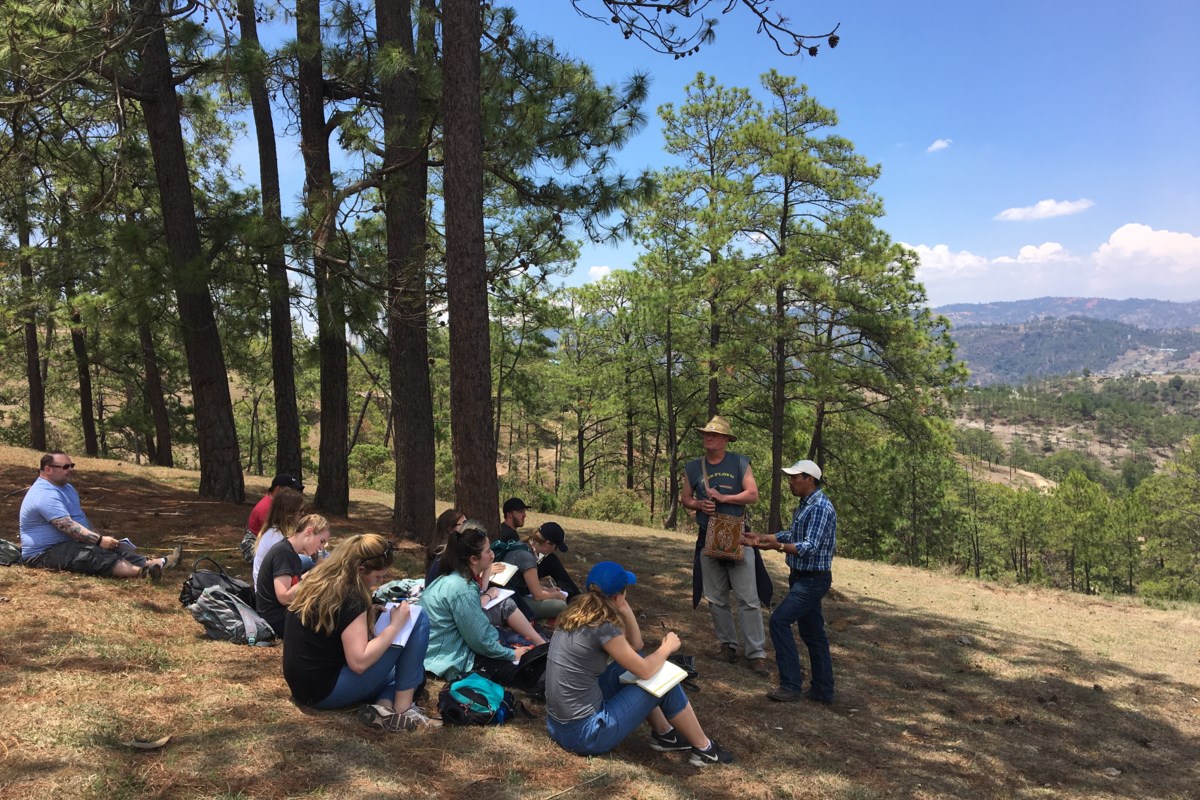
[
  {"left": 689, "top": 738, "right": 734, "bottom": 767},
  {"left": 649, "top": 727, "right": 691, "bottom": 752}
]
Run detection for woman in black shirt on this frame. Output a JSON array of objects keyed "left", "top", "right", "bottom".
[{"left": 283, "top": 533, "right": 432, "bottom": 731}]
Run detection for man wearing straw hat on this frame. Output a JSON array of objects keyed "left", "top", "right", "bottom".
[{"left": 680, "top": 416, "right": 769, "bottom": 675}]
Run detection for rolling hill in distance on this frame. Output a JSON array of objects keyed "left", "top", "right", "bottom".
[{"left": 933, "top": 298, "right": 1200, "bottom": 385}]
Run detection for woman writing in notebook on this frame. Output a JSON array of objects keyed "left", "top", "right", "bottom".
[
  {"left": 543, "top": 561, "right": 734, "bottom": 766},
  {"left": 418, "top": 522, "right": 536, "bottom": 687},
  {"left": 282, "top": 534, "right": 433, "bottom": 732}
]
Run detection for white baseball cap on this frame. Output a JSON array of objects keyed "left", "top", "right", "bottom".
[{"left": 781, "top": 459, "right": 822, "bottom": 481}]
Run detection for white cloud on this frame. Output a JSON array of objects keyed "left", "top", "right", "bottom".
[
  {"left": 926, "top": 138, "right": 953, "bottom": 153},
  {"left": 994, "top": 198, "right": 1094, "bottom": 221},
  {"left": 992, "top": 242, "right": 1072, "bottom": 264},
  {"left": 587, "top": 265, "right": 612, "bottom": 282},
  {"left": 1093, "top": 223, "right": 1200, "bottom": 276},
  {"left": 902, "top": 243, "right": 988, "bottom": 278},
  {"left": 909, "top": 224, "right": 1200, "bottom": 305}
]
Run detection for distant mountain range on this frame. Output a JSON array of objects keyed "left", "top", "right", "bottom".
[
  {"left": 936, "top": 297, "right": 1200, "bottom": 329},
  {"left": 932, "top": 299, "right": 1200, "bottom": 385}
]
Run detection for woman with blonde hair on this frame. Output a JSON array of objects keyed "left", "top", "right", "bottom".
[
  {"left": 255, "top": 513, "right": 331, "bottom": 636},
  {"left": 544, "top": 561, "right": 733, "bottom": 766},
  {"left": 283, "top": 533, "right": 433, "bottom": 731},
  {"left": 251, "top": 487, "right": 306, "bottom": 586}
]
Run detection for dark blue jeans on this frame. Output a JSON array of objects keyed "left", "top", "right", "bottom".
[
  {"left": 313, "top": 612, "right": 430, "bottom": 709},
  {"left": 769, "top": 571, "right": 833, "bottom": 699},
  {"left": 547, "top": 660, "right": 690, "bottom": 756}
]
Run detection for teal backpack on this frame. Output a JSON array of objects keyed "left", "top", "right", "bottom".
[{"left": 437, "top": 673, "right": 516, "bottom": 725}]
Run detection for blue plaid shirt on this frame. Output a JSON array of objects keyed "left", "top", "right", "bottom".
[{"left": 775, "top": 488, "right": 836, "bottom": 572}]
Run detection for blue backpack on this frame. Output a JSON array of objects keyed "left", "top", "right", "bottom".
[{"left": 437, "top": 673, "right": 516, "bottom": 725}]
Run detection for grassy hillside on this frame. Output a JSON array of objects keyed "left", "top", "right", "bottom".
[{"left": 0, "top": 447, "right": 1197, "bottom": 799}]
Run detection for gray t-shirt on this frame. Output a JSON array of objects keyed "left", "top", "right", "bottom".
[
  {"left": 499, "top": 547, "right": 538, "bottom": 595},
  {"left": 545, "top": 621, "right": 623, "bottom": 722}
]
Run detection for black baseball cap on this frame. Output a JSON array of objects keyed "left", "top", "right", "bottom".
[
  {"left": 502, "top": 497, "right": 528, "bottom": 514},
  {"left": 539, "top": 522, "right": 568, "bottom": 552},
  {"left": 270, "top": 474, "right": 305, "bottom": 492}
]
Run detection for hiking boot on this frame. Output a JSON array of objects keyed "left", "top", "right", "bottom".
[
  {"left": 766, "top": 686, "right": 804, "bottom": 703},
  {"left": 163, "top": 544, "right": 184, "bottom": 571},
  {"left": 748, "top": 657, "right": 771, "bottom": 676},
  {"left": 715, "top": 644, "right": 738, "bottom": 664},
  {"left": 689, "top": 738, "right": 734, "bottom": 767},
  {"left": 803, "top": 689, "right": 834, "bottom": 705},
  {"left": 649, "top": 727, "right": 692, "bottom": 752},
  {"left": 385, "top": 705, "right": 438, "bottom": 731},
  {"left": 358, "top": 703, "right": 396, "bottom": 729}
]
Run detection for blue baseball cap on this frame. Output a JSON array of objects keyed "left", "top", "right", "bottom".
[{"left": 586, "top": 561, "right": 637, "bottom": 596}]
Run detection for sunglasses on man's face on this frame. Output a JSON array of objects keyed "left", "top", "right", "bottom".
[{"left": 49, "top": 463, "right": 76, "bottom": 470}]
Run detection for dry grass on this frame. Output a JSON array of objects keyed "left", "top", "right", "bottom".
[{"left": 0, "top": 445, "right": 1197, "bottom": 799}]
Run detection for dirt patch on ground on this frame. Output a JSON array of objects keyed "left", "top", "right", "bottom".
[{"left": 0, "top": 446, "right": 1197, "bottom": 799}]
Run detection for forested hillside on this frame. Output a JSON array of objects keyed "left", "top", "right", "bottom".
[{"left": 950, "top": 317, "right": 1200, "bottom": 385}]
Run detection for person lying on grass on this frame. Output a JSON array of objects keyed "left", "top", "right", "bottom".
[
  {"left": 283, "top": 533, "right": 434, "bottom": 732},
  {"left": 544, "top": 561, "right": 734, "bottom": 767},
  {"left": 418, "top": 522, "right": 537, "bottom": 687},
  {"left": 255, "top": 513, "right": 331, "bottom": 636}
]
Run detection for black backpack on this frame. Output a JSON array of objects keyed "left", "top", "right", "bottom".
[
  {"left": 186, "top": 586, "right": 277, "bottom": 646},
  {"left": 179, "top": 556, "right": 255, "bottom": 609}
]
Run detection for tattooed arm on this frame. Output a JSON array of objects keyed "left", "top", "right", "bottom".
[{"left": 50, "top": 517, "right": 115, "bottom": 549}]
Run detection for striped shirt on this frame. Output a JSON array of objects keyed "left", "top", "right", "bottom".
[{"left": 775, "top": 489, "right": 836, "bottom": 572}]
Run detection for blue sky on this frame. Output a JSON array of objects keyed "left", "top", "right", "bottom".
[{"left": 496, "top": 0, "right": 1200, "bottom": 306}]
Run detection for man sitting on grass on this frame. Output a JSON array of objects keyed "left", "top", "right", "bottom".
[{"left": 18, "top": 451, "right": 182, "bottom": 581}]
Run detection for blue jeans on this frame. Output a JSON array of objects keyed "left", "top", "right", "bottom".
[
  {"left": 547, "top": 661, "right": 690, "bottom": 756},
  {"left": 769, "top": 571, "right": 834, "bottom": 699},
  {"left": 313, "top": 613, "right": 430, "bottom": 709}
]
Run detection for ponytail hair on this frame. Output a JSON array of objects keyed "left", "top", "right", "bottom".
[
  {"left": 556, "top": 588, "right": 624, "bottom": 633},
  {"left": 436, "top": 520, "right": 489, "bottom": 579}
]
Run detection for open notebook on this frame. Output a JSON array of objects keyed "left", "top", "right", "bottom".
[
  {"left": 372, "top": 603, "right": 425, "bottom": 647},
  {"left": 619, "top": 659, "right": 689, "bottom": 698},
  {"left": 489, "top": 562, "right": 520, "bottom": 586}
]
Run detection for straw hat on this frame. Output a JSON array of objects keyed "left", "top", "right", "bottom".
[{"left": 696, "top": 415, "right": 737, "bottom": 442}]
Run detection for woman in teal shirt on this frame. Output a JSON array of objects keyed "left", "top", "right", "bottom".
[{"left": 419, "top": 522, "right": 534, "bottom": 686}]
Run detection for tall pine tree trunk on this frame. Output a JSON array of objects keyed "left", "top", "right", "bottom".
[
  {"left": 136, "top": 3, "right": 243, "bottom": 501},
  {"left": 64, "top": 284, "right": 98, "bottom": 456},
  {"left": 297, "top": 0, "right": 349, "bottom": 516},
  {"left": 382, "top": 11, "right": 438, "bottom": 540},
  {"left": 664, "top": 313, "right": 679, "bottom": 529},
  {"left": 768, "top": 282, "right": 787, "bottom": 533},
  {"left": 138, "top": 317, "right": 173, "bottom": 466},
  {"left": 237, "top": 0, "right": 302, "bottom": 479},
  {"left": 18, "top": 201, "right": 46, "bottom": 452},
  {"left": 443, "top": 0, "right": 499, "bottom": 523}
]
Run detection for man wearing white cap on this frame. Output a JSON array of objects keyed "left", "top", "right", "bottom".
[
  {"left": 745, "top": 458, "right": 837, "bottom": 703},
  {"left": 680, "top": 415, "right": 769, "bottom": 674}
]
